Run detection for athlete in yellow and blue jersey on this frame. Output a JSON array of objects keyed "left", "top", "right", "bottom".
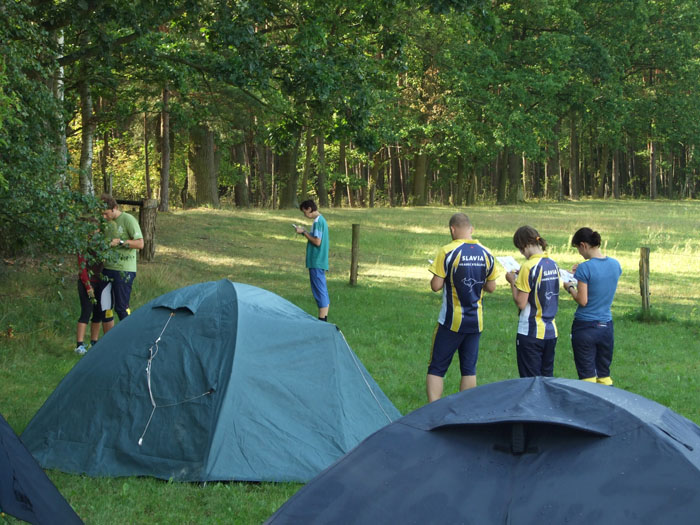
[
  {"left": 505, "top": 226, "right": 560, "bottom": 378},
  {"left": 426, "top": 213, "right": 498, "bottom": 402}
]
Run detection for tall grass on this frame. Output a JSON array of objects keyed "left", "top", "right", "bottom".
[{"left": 1, "top": 200, "right": 699, "bottom": 523}]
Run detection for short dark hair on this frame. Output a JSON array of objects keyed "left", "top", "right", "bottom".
[
  {"left": 299, "top": 199, "right": 317, "bottom": 212},
  {"left": 100, "top": 193, "right": 118, "bottom": 210},
  {"left": 449, "top": 213, "right": 471, "bottom": 229},
  {"left": 513, "top": 225, "right": 547, "bottom": 251},
  {"left": 572, "top": 227, "right": 601, "bottom": 247}
]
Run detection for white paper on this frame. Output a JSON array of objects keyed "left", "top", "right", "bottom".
[
  {"left": 559, "top": 269, "right": 577, "bottom": 284},
  {"left": 496, "top": 256, "right": 520, "bottom": 273},
  {"left": 100, "top": 282, "right": 113, "bottom": 311}
]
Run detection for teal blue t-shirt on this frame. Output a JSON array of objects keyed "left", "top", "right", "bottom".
[
  {"left": 306, "top": 215, "right": 329, "bottom": 270},
  {"left": 573, "top": 257, "right": 622, "bottom": 322}
]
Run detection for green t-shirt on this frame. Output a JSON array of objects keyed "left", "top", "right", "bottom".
[
  {"left": 104, "top": 212, "right": 143, "bottom": 272},
  {"left": 305, "top": 214, "right": 329, "bottom": 270}
]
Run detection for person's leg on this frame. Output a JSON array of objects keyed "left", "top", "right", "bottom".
[
  {"left": 516, "top": 334, "right": 543, "bottom": 378},
  {"left": 457, "top": 332, "right": 480, "bottom": 390},
  {"left": 309, "top": 268, "right": 330, "bottom": 320},
  {"left": 594, "top": 321, "right": 614, "bottom": 385},
  {"left": 427, "top": 324, "right": 457, "bottom": 402},
  {"left": 106, "top": 269, "right": 135, "bottom": 321},
  {"left": 541, "top": 338, "right": 557, "bottom": 377},
  {"left": 571, "top": 320, "right": 597, "bottom": 381},
  {"left": 76, "top": 280, "right": 91, "bottom": 351},
  {"left": 459, "top": 375, "right": 476, "bottom": 390},
  {"left": 76, "top": 322, "right": 87, "bottom": 344},
  {"left": 426, "top": 374, "right": 445, "bottom": 402}
]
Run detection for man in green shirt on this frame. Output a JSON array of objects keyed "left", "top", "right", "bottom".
[
  {"left": 295, "top": 199, "right": 329, "bottom": 321},
  {"left": 100, "top": 194, "right": 144, "bottom": 332}
]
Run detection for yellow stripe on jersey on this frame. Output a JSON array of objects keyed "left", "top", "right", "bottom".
[
  {"left": 450, "top": 258, "right": 462, "bottom": 332},
  {"left": 534, "top": 268, "right": 546, "bottom": 339}
]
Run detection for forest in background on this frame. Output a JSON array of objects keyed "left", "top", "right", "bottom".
[{"left": 2, "top": 0, "right": 700, "bottom": 256}]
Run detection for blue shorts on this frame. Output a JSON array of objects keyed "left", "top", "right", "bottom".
[
  {"left": 516, "top": 334, "right": 556, "bottom": 378},
  {"left": 309, "top": 268, "right": 329, "bottom": 308},
  {"left": 571, "top": 319, "right": 614, "bottom": 379},
  {"left": 428, "top": 324, "right": 481, "bottom": 377}
]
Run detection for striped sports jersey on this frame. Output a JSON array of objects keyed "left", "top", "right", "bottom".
[
  {"left": 429, "top": 239, "right": 497, "bottom": 333},
  {"left": 514, "top": 253, "right": 559, "bottom": 339}
]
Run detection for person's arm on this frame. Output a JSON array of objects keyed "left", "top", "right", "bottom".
[
  {"left": 483, "top": 279, "right": 497, "bottom": 294},
  {"left": 297, "top": 228, "right": 321, "bottom": 246},
  {"left": 430, "top": 274, "right": 444, "bottom": 292},
  {"left": 126, "top": 238, "right": 144, "bottom": 250},
  {"left": 505, "top": 272, "right": 528, "bottom": 308},
  {"left": 564, "top": 280, "right": 587, "bottom": 306}
]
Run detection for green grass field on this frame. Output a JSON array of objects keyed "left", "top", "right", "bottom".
[{"left": 1, "top": 200, "right": 699, "bottom": 523}]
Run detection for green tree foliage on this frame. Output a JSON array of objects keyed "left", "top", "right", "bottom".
[{"left": 2, "top": 0, "right": 700, "bottom": 257}]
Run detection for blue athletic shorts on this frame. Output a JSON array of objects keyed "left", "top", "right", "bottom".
[
  {"left": 309, "top": 268, "right": 329, "bottom": 308},
  {"left": 516, "top": 333, "right": 556, "bottom": 378},
  {"left": 571, "top": 319, "right": 614, "bottom": 379},
  {"left": 428, "top": 323, "right": 481, "bottom": 377}
]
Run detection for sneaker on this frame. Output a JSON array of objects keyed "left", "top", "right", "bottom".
[{"left": 74, "top": 344, "right": 87, "bottom": 356}]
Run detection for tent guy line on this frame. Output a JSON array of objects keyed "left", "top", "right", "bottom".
[{"left": 340, "top": 330, "right": 397, "bottom": 424}]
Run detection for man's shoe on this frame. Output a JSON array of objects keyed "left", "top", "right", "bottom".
[{"left": 74, "top": 344, "right": 87, "bottom": 356}]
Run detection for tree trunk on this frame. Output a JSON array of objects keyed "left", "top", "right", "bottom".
[
  {"left": 412, "top": 149, "right": 428, "bottom": 206},
  {"left": 455, "top": 155, "right": 465, "bottom": 205},
  {"left": 159, "top": 87, "right": 170, "bottom": 211},
  {"left": 506, "top": 149, "right": 521, "bottom": 204},
  {"left": 188, "top": 124, "right": 219, "bottom": 207},
  {"left": 232, "top": 143, "right": 250, "bottom": 207},
  {"left": 316, "top": 135, "right": 329, "bottom": 207},
  {"left": 78, "top": 77, "right": 95, "bottom": 195},
  {"left": 144, "top": 112, "right": 151, "bottom": 199},
  {"left": 369, "top": 151, "right": 380, "bottom": 208},
  {"left": 598, "top": 143, "right": 609, "bottom": 198},
  {"left": 648, "top": 140, "right": 657, "bottom": 200},
  {"left": 569, "top": 111, "right": 580, "bottom": 199},
  {"left": 496, "top": 150, "right": 507, "bottom": 204},
  {"left": 334, "top": 141, "right": 346, "bottom": 207},
  {"left": 612, "top": 149, "right": 620, "bottom": 199},
  {"left": 54, "top": 31, "right": 68, "bottom": 187},
  {"left": 301, "top": 127, "right": 312, "bottom": 200},
  {"left": 277, "top": 131, "right": 301, "bottom": 209}
]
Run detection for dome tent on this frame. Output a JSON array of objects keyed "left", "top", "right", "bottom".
[
  {"left": 22, "top": 279, "right": 400, "bottom": 482},
  {"left": 1, "top": 413, "right": 82, "bottom": 524},
  {"left": 268, "top": 377, "right": 700, "bottom": 524}
]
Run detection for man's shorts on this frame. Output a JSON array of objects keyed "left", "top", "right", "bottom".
[
  {"left": 309, "top": 268, "right": 329, "bottom": 308},
  {"left": 428, "top": 323, "right": 481, "bottom": 377}
]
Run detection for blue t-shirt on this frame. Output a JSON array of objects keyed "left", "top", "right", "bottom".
[
  {"left": 429, "top": 239, "right": 498, "bottom": 333},
  {"left": 573, "top": 257, "right": 622, "bottom": 322}
]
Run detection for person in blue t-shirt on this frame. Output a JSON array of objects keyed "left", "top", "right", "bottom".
[
  {"left": 562, "top": 227, "right": 622, "bottom": 385},
  {"left": 295, "top": 199, "right": 330, "bottom": 321},
  {"left": 504, "top": 226, "right": 560, "bottom": 378},
  {"left": 426, "top": 213, "right": 498, "bottom": 402}
]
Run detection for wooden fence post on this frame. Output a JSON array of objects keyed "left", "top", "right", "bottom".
[
  {"left": 639, "top": 246, "right": 650, "bottom": 315},
  {"left": 139, "top": 199, "right": 158, "bottom": 262},
  {"left": 349, "top": 224, "right": 360, "bottom": 286}
]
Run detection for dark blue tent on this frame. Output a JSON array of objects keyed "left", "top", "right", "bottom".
[
  {"left": 21, "top": 280, "right": 400, "bottom": 482},
  {"left": 268, "top": 377, "right": 700, "bottom": 524},
  {"left": 0, "top": 414, "right": 82, "bottom": 525}
]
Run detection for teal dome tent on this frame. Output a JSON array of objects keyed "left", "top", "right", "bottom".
[{"left": 22, "top": 280, "right": 400, "bottom": 482}]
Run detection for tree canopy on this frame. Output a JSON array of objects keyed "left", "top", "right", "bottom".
[{"left": 2, "top": 0, "right": 699, "bottom": 255}]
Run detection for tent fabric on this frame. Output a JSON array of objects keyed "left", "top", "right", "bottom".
[
  {"left": 21, "top": 280, "right": 400, "bottom": 482},
  {"left": 268, "top": 377, "right": 700, "bottom": 524},
  {"left": 0, "top": 414, "right": 82, "bottom": 525}
]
